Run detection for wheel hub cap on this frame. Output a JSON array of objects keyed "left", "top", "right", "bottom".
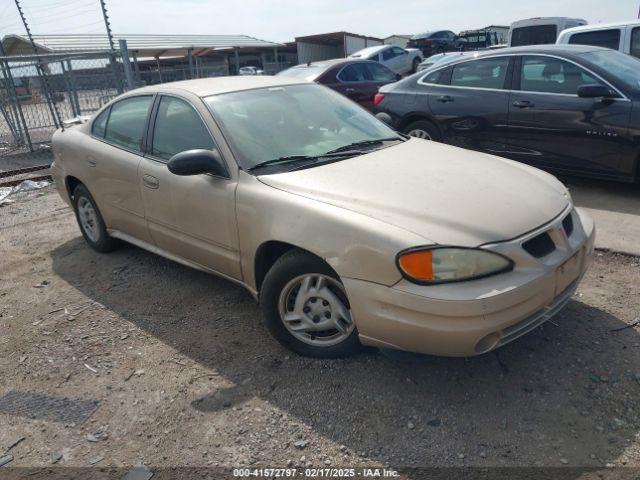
[
  {"left": 278, "top": 274, "right": 354, "bottom": 347},
  {"left": 77, "top": 197, "right": 99, "bottom": 242}
]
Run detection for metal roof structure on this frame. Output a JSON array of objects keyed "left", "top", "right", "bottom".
[{"left": 1, "top": 33, "right": 283, "bottom": 57}]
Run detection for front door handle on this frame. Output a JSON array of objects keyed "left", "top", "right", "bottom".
[
  {"left": 512, "top": 100, "right": 535, "bottom": 109},
  {"left": 345, "top": 88, "right": 355, "bottom": 93},
  {"left": 143, "top": 174, "right": 159, "bottom": 189},
  {"left": 437, "top": 95, "right": 454, "bottom": 103}
]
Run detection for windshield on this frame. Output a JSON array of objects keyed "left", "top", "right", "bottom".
[
  {"left": 579, "top": 49, "right": 640, "bottom": 92},
  {"left": 276, "top": 66, "right": 325, "bottom": 81},
  {"left": 205, "top": 84, "right": 400, "bottom": 170}
]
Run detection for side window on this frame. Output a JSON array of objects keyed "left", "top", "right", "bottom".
[
  {"left": 152, "top": 96, "right": 215, "bottom": 161},
  {"left": 91, "top": 108, "right": 109, "bottom": 138},
  {"left": 338, "top": 64, "right": 370, "bottom": 82},
  {"left": 631, "top": 28, "right": 640, "bottom": 59},
  {"left": 568, "top": 29, "right": 621, "bottom": 50},
  {"left": 391, "top": 47, "right": 406, "bottom": 56},
  {"left": 422, "top": 69, "right": 442, "bottom": 84},
  {"left": 104, "top": 96, "right": 153, "bottom": 152},
  {"left": 364, "top": 63, "right": 396, "bottom": 82},
  {"left": 382, "top": 48, "right": 395, "bottom": 61},
  {"left": 520, "top": 56, "right": 604, "bottom": 95},
  {"left": 450, "top": 56, "right": 510, "bottom": 89}
]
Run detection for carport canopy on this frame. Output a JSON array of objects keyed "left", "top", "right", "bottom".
[{"left": 1, "top": 33, "right": 283, "bottom": 58}]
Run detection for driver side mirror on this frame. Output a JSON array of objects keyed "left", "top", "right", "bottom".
[
  {"left": 577, "top": 84, "right": 616, "bottom": 99},
  {"left": 168, "top": 149, "right": 228, "bottom": 177}
]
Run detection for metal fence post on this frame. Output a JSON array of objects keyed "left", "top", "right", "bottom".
[
  {"left": 60, "top": 60, "right": 78, "bottom": 117},
  {"left": 188, "top": 48, "right": 194, "bottom": 79},
  {"left": 0, "top": 44, "right": 32, "bottom": 150},
  {"left": 65, "top": 59, "right": 81, "bottom": 115},
  {"left": 118, "top": 40, "right": 135, "bottom": 90}
]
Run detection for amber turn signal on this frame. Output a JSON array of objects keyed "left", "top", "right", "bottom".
[{"left": 397, "top": 250, "right": 434, "bottom": 281}]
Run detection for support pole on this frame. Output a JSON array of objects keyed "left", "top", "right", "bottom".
[
  {"left": 155, "top": 56, "right": 163, "bottom": 83},
  {"left": 66, "top": 60, "right": 81, "bottom": 115},
  {"left": 187, "top": 48, "right": 194, "bottom": 79},
  {"left": 273, "top": 47, "right": 279, "bottom": 73},
  {"left": 0, "top": 41, "right": 29, "bottom": 148},
  {"left": 118, "top": 39, "right": 135, "bottom": 90},
  {"left": 99, "top": 0, "right": 123, "bottom": 94},
  {"left": 234, "top": 47, "right": 240, "bottom": 74}
]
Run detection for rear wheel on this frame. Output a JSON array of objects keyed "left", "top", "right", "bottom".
[
  {"left": 403, "top": 119, "right": 441, "bottom": 141},
  {"left": 72, "top": 184, "right": 118, "bottom": 253},
  {"left": 260, "top": 250, "right": 361, "bottom": 358}
]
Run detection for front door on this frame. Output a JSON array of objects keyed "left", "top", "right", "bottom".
[
  {"left": 426, "top": 55, "right": 513, "bottom": 153},
  {"left": 506, "top": 55, "right": 634, "bottom": 178},
  {"left": 139, "top": 94, "right": 241, "bottom": 279}
]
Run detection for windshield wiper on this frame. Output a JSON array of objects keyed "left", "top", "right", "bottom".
[
  {"left": 248, "top": 151, "right": 365, "bottom": 172},
  {"left": 325, "top": 137, "right": 403, "bottom": 154}
]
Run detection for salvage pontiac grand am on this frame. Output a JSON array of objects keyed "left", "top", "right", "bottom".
[{"left": 51, "top": 76, "right": 595, "bottom": 358}]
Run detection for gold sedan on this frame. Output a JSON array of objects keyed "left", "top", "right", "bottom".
[{"left": 51, "top": 76, "right": 595, "bottom": 358}]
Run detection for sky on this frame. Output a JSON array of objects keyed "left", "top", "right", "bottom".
[{"left": 0, "top": 0, "right": 638, "bottom": 43}]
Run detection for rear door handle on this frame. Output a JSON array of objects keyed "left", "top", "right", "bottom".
[
  {"left": 345, "top": 88, "right": 355, "bottom": 93},
  {"left": 143, "top": 174, "right": 159, "bottom": 189},
  {"left": 512, "top": 100, "right": 535, "bottom": 109},
  {"left": 437, "top": 95, "right": 454, "bottom": 103}
]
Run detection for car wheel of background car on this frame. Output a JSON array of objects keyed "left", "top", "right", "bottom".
[
  {"left": 72, "top": 184, "right": 118, "bottom": 253},
  {"left": 260, "top": 249, "right": 361, "bottom": 358},
  {"left": 404, "top": 120, "right": 441, "bottom": 141},
  {"left": 412, "top": 58, "right": 421, "bottom": 73}
]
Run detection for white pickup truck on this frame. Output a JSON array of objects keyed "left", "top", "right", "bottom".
[{"left": 349, "top": 45, "right": 423, "bottom": 75}]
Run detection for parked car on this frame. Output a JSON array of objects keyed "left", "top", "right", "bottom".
[
  {"left": 508, "top": 17, "right": 587, "bottom": 47},
  {"left": 557, "top": 20, "right": 640, "bottom": 59},
  {"left": 238, "top": 66, "right": 263, "bottom": 76},
  {"left": 51, "top": 76, "right": 594, "bottom": 358},
  {"left": 277, "top": 59, "right": 399, "bottom": 110},
  {"left": 374, "top": 44, "right": 640, "bottom": 183},
  {"left": 407, "top": 30, "right": 465, "bottom": 57},
  {"left": 417, "top": 51, "right": 475, "bottom": 72},
  {"left": 349, "top": 44, "right": 423, "bottom": 74}
]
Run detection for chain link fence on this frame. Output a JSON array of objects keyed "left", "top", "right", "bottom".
[{"left": 0, "top": 50, "right": 124, "bottom": 169}]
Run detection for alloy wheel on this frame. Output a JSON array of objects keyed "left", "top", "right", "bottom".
[
  {"left": 77, "top": 197, "right": 100, "bottom": 243},
  {"left": 407, "top": 129, "right": 432, "bottom": 140}
]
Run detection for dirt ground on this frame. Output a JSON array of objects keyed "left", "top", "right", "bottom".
[{"left": 1, "top": 186, "right": 640, "bottom": 476}]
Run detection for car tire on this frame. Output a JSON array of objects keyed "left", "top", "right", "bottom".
[
  {"left": 72, "top": 184, "right": 118, "bottom": 253},
  {"left": 412, "top": 58, "right": 421, "bottom": 73},
  {"left": 403, "top": 120, "right": 441, "bottom": 141},
  {"left": 260, "top": 249, "right": 362, "bottom": 358}
]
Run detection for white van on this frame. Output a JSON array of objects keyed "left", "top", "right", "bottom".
[
  {"left": 508, "top": 17, "right": 587, "bottom": 46},
  {"left": 556, "top": 21, "right": 640, "bottom": 58}
]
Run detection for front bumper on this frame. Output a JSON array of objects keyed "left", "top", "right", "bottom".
[{"left": 344, "top": 207, "right": 595, "bottom": 357}]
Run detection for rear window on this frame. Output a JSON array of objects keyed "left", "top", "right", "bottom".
[
  {"left": 568, "top": 29, "right": 621, "bottom": 50},
  {"left": 450, "top": 57, "right": 510, "bottom": 89},
  {"left": 511, "top": 25, "right": 558, "bottom": 46},
  {"left": 277, "top": 66, "right": 325, "bottom": 81}
]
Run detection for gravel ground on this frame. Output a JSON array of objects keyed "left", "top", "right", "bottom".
[{"left": 1, "top": 186, "right": 640, "bottom": 475}]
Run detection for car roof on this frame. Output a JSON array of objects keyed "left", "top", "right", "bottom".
[
  {"left": 560, "top": 20, "right": 640, "bottom": 34},
  {"left": 350, "top": 45, "right": 389, "bottom": 56},
  {"left": 285, "top": 58, "right": 377, "bottom": 70},
  {"left": 435, "top": 44, "right": 610, "bottom": 63},
  {"left": 134, "top": 76, "right": 310, "bottom": 97}
]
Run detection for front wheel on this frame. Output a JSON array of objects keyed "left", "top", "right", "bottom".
[{"left": 260, "top": 250, "right": 361, "bottom": 358}]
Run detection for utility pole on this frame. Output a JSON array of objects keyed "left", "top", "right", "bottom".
[
  {"left": 99, "top": 0, "right": 124, "bottom": 92},
  {"left": 14, "top": 0, "right": 63, "bottom": 129}
]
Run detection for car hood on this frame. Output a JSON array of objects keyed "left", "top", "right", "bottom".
[{"left": 258, "top": 139, "right": 570, "bottom": 246}]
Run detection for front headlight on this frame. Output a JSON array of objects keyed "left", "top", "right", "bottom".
[{"left": 396, "top": 247, "right": 513, "bottom": 284}]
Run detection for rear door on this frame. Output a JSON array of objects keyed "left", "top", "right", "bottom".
[
  {"left": 506, "top": 55, "right": 634, "bottom": 178},
  {"left": 332, "top": 63, "right": 379, "bottom": 109},
  {"left": 425, "top": 55, "right": 514, "bottom": 152},
  {"left": 85, "top": 95, "right": 154, "bottom": 244}
]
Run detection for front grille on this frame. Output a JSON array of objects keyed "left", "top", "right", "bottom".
[
  {"left": 562, "top": 213, "right": 574, "bottom": 237},
  {"left": 522, "top": 232, "right": 556, "bottom": 258}
]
